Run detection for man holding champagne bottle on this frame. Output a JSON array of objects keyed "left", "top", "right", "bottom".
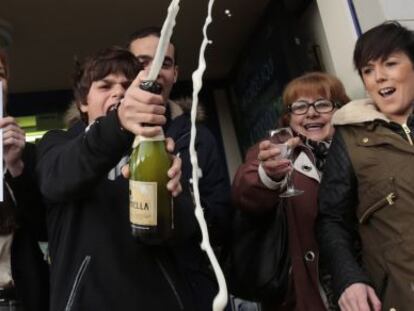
[
  {"left": 36, "top": 47, "right": 200, "bottom": 310},
  {"left": 127, "top": 27, "right": 232, "bottom": 311}
]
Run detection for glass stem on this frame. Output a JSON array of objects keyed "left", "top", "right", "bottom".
[{"left": 286, "top": 164, "right": 293, "bottom": 191}]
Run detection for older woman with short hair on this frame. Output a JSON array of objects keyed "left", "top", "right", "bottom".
[{"left": 232, "top": 71, "right": 350, "bottom": 310}]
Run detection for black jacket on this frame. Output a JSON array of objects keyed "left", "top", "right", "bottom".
[
  {"left": 165, "top": 112, "right": 231, "bottom": 309},
  {"left": 316, "top": 130, "right": 371, "bottom": 300},
  {"left": 6, "top": 143, "right": 49, "bottom": 311},
  {"left": 36, "top": 110, "right": 230, "bottom": 311}
]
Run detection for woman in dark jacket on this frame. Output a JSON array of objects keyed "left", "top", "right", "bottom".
[
  {"left": 232, "top": 72, "right": 350, "bottom": 310},
  {"left": 317, "top": 21, "right": 414, "bottom": 311}
]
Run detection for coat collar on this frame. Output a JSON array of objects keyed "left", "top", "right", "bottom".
[
  {"left": 332, "top": 98, "right": 390, "bottom": 126},
  {"left": 293, "top": 151, "right": 320, "bottom": 183}
]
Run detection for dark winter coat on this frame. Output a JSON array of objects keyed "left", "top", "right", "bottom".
[
  {"left": 36, "top": 108, "right": 230, "bottom": 311},
  {"left": 165, "top": 109, "right": 232, "bottom": 310},
  {"left": 317, "top": 99, "right": 414, "bottom": 310},
  {"left": 232, "top": 139, "right": 327, "bottom": 311},
  {"left": 6, "top": 143, "right": 49, "bottom": 311}
]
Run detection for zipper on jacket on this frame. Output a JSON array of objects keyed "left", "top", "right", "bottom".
[
  {"left": 65, "top": 255, "right": 91, "bottom": 311},
  {"left": 155, "top": 258, "right": 185, "bottom": 311},
  {"left": 401, "top": 123, "right": 413, "bottom": 145},
  {"left": 386, "top": 192, "right": 396, "bottom": 205},
  {"left": 359, "top": 192, "right": 396, "bottom": 224},
  {"left": 175, "top": 132, "right": 190, "bottom": 146}
]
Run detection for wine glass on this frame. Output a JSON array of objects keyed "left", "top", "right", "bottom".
[{"left": 268, "top": 127, "right": 304, "bottom": 198}]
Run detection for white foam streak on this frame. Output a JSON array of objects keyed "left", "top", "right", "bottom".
[
  {"left": 189, "top": 0, "right": 228, "bottom": 310},
  {"left": 147, "top": 0, "right": 180, "bottom": 81}
]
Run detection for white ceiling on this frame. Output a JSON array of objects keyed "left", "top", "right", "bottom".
[{"left": 1, "top": 0, "right": 270, "bottom": 93}]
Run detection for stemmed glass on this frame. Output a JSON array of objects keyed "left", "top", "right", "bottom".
[{"left": 268, "top": 127, "right": 304, "bottom": 198}]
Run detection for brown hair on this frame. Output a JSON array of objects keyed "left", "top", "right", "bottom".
[
  {"left": 73, "top": 46, "right": 141, "bottom": 123},
  {"left": 280, "top": 72, "right": 350, "bottom": 126},
  {"left": 354, "top": 21, "right": 414, "bottom": 77}
]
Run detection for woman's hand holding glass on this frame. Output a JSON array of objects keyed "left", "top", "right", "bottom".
[
  {"left": 258, "top": 139, "right": 296, "bottom": 182},
  {"left": 259, "top": 128, "right": 303, "bottom": 197}
]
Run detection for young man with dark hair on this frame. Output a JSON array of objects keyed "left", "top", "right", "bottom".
[
  {"left": 127, "top": 27, "right": 179, "bottom": 106},
  {"left": 0, "top": 50, "right": 49, "bottom": 311},
  {"left": 127, "top": 28, "right": 232, "bottom": 311},
  {"left": 36, "top": 46, "right": 192, "bottom": 310}
]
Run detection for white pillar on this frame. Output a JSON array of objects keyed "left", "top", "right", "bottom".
[{"left": 316, "top": 0, "right": 365, "bottom": 99}]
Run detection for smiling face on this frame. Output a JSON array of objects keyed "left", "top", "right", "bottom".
[
  {"left": 289, "top": 96, "right": 336, "bottom": 142},
  {"left": 282, "top": 72, "right": 348, "bottom": 142},
  {"left": 80, "top": 73, "right": 131, "bottom": 124},
  {"left": 129, "top": 35, "right": 178, "bottom": 102},
  {"left": 361, "top": 51, "right": 414, "bottom": 124}
]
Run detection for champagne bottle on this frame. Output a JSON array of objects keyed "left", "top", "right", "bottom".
[{"left": 129, "top": 81, "right": 173, "bottom": 244}]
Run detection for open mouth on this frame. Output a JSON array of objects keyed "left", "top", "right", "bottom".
[
  {"left": 106, "top": 103, "right": 118, "bottom": 114},
  {"left": 304, "top": 123, "right": 325, "bottom": 131},
  {"left": 378, "top": 87, "right": 396, "bottom": 97}
]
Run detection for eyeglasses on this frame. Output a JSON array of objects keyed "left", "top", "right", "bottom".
[{"left": 288, "top": 99, "right": 337, "bottom": 115}]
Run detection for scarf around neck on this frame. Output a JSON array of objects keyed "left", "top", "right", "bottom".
[{"left": 296, "top": 132, "right": 331, "bottom": 172}]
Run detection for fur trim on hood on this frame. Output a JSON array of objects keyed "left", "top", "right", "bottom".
[
  {"left": 64, "top": 101, "right": 82, "bottom": 127},
  {"left": 332, "top": 98, "right": 390, "bottom": 126},
  {"left": 169, "top": 97, "right": 206, "bottom": 121}
]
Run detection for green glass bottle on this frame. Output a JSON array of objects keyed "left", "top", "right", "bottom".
[{"left": 129, "top": 131, "right": 173, "bottom": 244}]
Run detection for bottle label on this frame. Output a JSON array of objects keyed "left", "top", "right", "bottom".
[{"left": 129, "top": 180, "right": 157, "bottom": 226}]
